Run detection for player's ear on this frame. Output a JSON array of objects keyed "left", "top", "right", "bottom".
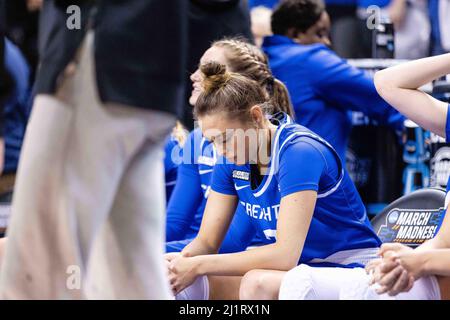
[{"left": 249, "top": 105, "right": 264, "bottom": 127}]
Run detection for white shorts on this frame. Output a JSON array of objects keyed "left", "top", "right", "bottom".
[{"left": 279, "top": 264, "right": 441, "bottom": 300}]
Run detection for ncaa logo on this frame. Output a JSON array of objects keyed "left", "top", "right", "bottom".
[
  {"left": 387, "top": 210, "right": 399, "bottom": 224},
  {"left": 430, "top": 147, "right": 450, "bottom": 188}
]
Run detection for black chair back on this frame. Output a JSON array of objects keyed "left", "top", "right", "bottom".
[{"left": 371, "top": 188, "right": 447, "bottom": 247}]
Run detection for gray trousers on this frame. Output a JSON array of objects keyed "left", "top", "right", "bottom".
[{"left": 0, "top": 32, "right": 174, "bottom": 299}]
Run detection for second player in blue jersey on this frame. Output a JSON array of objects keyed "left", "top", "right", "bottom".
[{"left": 166, "top": 60, "right": 382, "bottom": 300}]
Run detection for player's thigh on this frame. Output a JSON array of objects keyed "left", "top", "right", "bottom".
[{"left": 209, "top": 275, "right": 243, "bottom": 300}]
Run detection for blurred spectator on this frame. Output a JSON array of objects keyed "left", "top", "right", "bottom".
[
  {"left": 325, "top": 0, "right": 359, "bottom": 58},
  {"left": 356, "top": 0, "right": 431, "bottom": 59},
  {"left": 263, "top": 0, "right": 404, "bottom": 163},
  {"left": 429, "top": 0, "right": 450, "bottom": 55},
  {"left": 0, "top": 0, "right": 187, "bottom": 300},
  {"left": 181, "top": 0, "right": 253, "bottom": 129},
  {"left": 394, "top": 0, "right": 429, "bottom": 59},
  {"left": 249, "top": 0, "right": 360, "bottom": 57},
  {"left": 2, "top": 39, "right": 30, "bottom": 177},
  {"left": 355, "top": 0, "right": 392, "bottom": 57},
  {"left": 3, "top": 0, "right": 41, "bottom": 82},
  {"left": 248, "top": 0, "right": 278, "bottom": 46},
  {"left": 249, "top": 1, "right": 374, "bottom": 59}
]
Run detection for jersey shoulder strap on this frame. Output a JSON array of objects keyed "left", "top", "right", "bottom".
[{"left": 275, "top": 123, "right": 345, "bottom": 198}]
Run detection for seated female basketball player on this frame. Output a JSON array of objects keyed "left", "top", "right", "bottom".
[
  {"left": 165, "top": 61, "right": 382, "bottom": 300},
  {"left": 355, "top": 53, "right": 450, "bottom": 300},
  {"left": 165, "top": 38, "right": 294, "bottom": 254},
  {"left": 278, "top": 53, "right": 450, "bottom": 301}
]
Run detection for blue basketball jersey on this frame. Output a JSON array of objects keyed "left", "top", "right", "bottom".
[
  {"left": 166, "top": 127, "right": 266, "bottom": 253},
  {"left": 211, "top": 115, "right": 381, "bottom": 267},
  {"left": 166, "top": 128, "right": 218, "bottom": 239}
]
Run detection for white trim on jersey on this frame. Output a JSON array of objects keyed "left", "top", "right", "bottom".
[
  {"left": 200, "top": 136, "right": 207, "bottom": 151},
  {"left": 253, "top": 122, "right": 290, "bottom": 197},
  {"left": 212, "top": 142, "right": 217, "bottom": 163},
  {"left": 254, "top": 125, "right": 344, "bottom": 199},
  {"left": 307, "top": 247, "right": 379, "bottom": 267},
  {"left": 317, "top": 172, "right": 344, "bottom": 198}
]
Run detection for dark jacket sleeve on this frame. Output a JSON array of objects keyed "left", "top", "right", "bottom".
[{"left": 34, "top": 0, "right": 95, "bottom": 95}]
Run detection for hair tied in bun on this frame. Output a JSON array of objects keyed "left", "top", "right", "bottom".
[{"left": 200, "top": 61, "right": 231, "bottom": 93}]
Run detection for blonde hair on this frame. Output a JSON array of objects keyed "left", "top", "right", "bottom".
[
  {"left": 213, "top": 38, "right": 294, "bottom": 118},
  {"left": 195, "top": 61, "right": 270, "bottom": 120}
]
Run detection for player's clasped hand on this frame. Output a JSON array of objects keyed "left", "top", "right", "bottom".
[
  {"left": 165, "top": 252, "right": 200, "bottom": 295},
  {"left": 366, "top": 243, "right": 418, "bottom": 296}
]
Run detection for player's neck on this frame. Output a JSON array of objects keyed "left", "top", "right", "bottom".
[{"left": 256, "top": 124, "right": 277, "bottom": 175}]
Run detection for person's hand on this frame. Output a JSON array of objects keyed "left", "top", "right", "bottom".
[
  {"left": 379, "top": 242, "right": 413, "bottom": 257},
  {"left": 366, "top": 243, "right": 412, "bottom": 278},
  {"left": 390, "top": 249, "right": 426, "bottom": 280},
  {"left": 164, "top": 252, "right": 181, "bottom": 276},
  {"left": 379, "top": 243, "right": 422, "bottom": 280},
  {"left": 365, "top": 257, "right": 383, "bottom": 276},
  {"left": 369, "top": 243, "right": 418, "bottom": 296},
  {"left": 167, "top": 255, "right": 201, "bottom": 295},
  {"left": 372, "top": 257, "right": 414, "bottom": 296}
]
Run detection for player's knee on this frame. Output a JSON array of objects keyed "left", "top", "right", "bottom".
[
  {"left": 239, "top": 270, "right": 276, "bottom": 300},
  {"left": 279, "top": 264, "right": 316, "bottom": 300},
  {"left": 175, "top": 275, "right": 209, "bottom": 300}
]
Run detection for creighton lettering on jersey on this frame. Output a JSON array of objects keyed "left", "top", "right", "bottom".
[
  {"left": 211, "top": 114, "right": 381, "bottom": 267},
  {"left": 240, "top": 201, "right": 280, "bottom": 222}
]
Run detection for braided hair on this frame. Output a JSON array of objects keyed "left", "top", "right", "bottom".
[{"left": 212, "top": 38, "right": 295, "bottom": 118}]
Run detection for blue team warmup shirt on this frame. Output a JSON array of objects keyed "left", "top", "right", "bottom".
[
  {"left": 211, "top": 115, "right": 381, "bottom": 267},
  {"left": 165, "top": 128, "right": 258, "bottom": 253},
  {"left": 3, "top": 39, "right": 30, "bottom": 173},
  {"left": 262, "top": 35, "right": 404, "bottom": 163},
  {"left": 164, "top": 135, "right": 181, "bottom": 203},
  {"left": 166, "top": 128, "right": 216, "bottom": 240}
]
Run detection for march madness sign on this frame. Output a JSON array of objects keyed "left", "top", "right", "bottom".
[{"left": 376, "top": 208, "right": 446, "bottom": 246}]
